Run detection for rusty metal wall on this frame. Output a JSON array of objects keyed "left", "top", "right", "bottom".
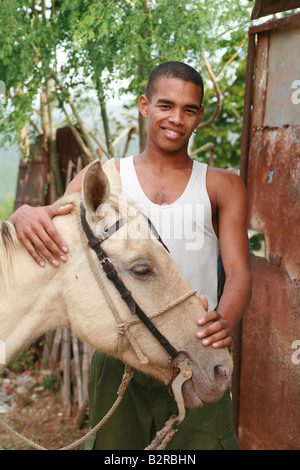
[{"left": 238, "top": 15, "right": 300, "bottom": 449}]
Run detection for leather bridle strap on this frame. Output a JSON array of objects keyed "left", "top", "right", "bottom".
[{"left": 80, "top": 202, "right": 179, "bottom": 359}]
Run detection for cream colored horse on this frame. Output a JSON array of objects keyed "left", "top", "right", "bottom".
[{"left": 0, "top": 160, "right": 233, "bottom": 409}]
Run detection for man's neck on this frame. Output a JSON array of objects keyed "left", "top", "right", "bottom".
[{"left": 136, "top": 147, "right": 193, "bottom": 172}]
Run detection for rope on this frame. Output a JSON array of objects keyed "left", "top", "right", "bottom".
[
  {"left": 145, "top": 415, "right": 179, "bottom": 450},
  {"left": 116, "top": 289, "right": 197, "bottom": 362},
  {"left": 0, "top": 224, "right": 197, "bottom": 450},
  {"left": 0, "top": 365, "right": 181, "bottom": 451},
  {"left": 0, "top": 365, "right": 133, "bottom": 451}
]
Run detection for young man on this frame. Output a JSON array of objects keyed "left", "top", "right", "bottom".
[{"left": 11, "top": 62, "right": 251, "bottom": 449}]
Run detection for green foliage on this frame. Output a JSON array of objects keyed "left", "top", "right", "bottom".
[
  {"left": 0, "top": 198, "right": 14, "bottom": 221},
  {"left": 72, "top": 0, "right": 252, "bottom": 101},
  {"left": 194, "top": 56, "right": 247, "bottom": 168},
  {"left": 9, "top": 348, "right": 40, "bottom": 372},
  {"left": 0, "top": 0, "right": 253, "bottom": 168}
]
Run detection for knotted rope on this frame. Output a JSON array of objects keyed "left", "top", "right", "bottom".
[
  {"left": 116, "top": 288, "right": 197, "bottom": 364},
  {"left": 0, "top": 364, "right": 182, "bottom": 451},
  {"left": 0, "top": 223, "right": 197, "bottom": 450},
  {"left": 0, "top": 364, "right": 133, "bottom": 451}
]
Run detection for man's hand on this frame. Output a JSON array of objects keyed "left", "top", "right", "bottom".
[
  {"left": 196, "top": 296, "right": 232, "bottom": 349},
  {"left": 10, "top": 203, "right": 73, "bottom": 267}
]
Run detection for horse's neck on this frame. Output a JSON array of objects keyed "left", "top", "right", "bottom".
[
  {"left": 0, "top": 211, "right": 121, "bottom": 370},
  {"left": 0, "top": 247, "right": 69, "bottom": 368}
]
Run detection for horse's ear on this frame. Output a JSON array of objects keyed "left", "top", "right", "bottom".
[{"left": 82, "top": 160, "right": 110, "bottom": 214}]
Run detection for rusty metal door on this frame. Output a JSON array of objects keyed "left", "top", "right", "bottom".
[{"left": 237, "top": 13, "right": 300, "bottom": 450}]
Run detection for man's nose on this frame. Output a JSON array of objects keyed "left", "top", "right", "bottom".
[{"left": 168, "top": 108, "right": 184, "bottom": 125}]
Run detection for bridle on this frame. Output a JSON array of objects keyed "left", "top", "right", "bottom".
[
  {"left": 80, "top": 201, "right": 197, "bottom": 422},
  {"left": 0, "top": 202, "right": 197, "bottom": 451},
  {"left": 81, "top": 202, "right": 181, "bottom": 359}
]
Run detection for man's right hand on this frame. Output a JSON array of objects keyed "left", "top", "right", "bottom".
[{"left": 10, "top": 203, "right": 73, "bottom": 267}]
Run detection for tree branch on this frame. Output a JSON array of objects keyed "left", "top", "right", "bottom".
[
  {"left": 30, "top": 41, "right": 98, "bottom": 160},
  {"left": 197, "top": 51, "right": 222, "bottom": 131},
  {"left": 217, "top": 33, "right": 248, "bottom": 80},
  {"left": 190, "top": 142, "right": 214, "bottom": 157}
]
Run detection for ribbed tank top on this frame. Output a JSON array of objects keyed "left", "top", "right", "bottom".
[{"left": 120, "top": 156, "right": 219, "bottom": 310}]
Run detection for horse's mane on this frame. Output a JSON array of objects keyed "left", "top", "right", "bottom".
[{"left": 0, "top": 220, "right": 20, "bottom": 293}]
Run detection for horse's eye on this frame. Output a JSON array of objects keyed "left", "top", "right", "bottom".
[{"left": 131, "top": 265, "right": 152, "bottom": 277}]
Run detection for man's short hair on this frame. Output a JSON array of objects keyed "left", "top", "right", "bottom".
[{"left": 145, "top": 61, "right": 204, "bottom": 106}]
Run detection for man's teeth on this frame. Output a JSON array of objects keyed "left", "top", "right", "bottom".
[{"left": 165, "top": 129, "right": 180, "bottom": 136}]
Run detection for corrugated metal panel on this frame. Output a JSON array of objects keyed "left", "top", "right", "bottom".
[{"left": 238, "top": 14, "right": 300, "bottom": 450}]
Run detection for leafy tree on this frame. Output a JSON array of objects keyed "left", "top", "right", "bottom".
[
  {"left": 193, "top": 52, "right": 248, "bottom": 168},
  {"left": 0, "top": 198, "right": 14, "bottom": 221},
  {"left": 0, "top": 0, "right": 253, "bottom": 200}
]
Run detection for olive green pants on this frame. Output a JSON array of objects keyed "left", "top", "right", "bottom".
[{"left": 85, "top": 352, "right": 239, "bottom": 450}]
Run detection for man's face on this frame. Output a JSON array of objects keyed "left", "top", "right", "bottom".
[{"left": 139, "top": 77, "right": 204, "bottom": 154}]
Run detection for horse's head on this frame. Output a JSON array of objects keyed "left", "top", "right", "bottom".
[{"left": 79, "top": 160, "right": 233, "bottom": 409}]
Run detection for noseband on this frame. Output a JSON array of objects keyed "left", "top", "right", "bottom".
[{"left": 80, "top": 202, "right": 196, "bottom": 419}]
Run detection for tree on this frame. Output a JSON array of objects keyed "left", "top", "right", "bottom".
[
  {"left": 0, "top": 1, "right": 252, "bottom": 179},
  {"left": 193, "top": 41, "right": 248, "bottom": 168}
]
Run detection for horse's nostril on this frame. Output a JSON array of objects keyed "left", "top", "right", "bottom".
[{"left": 214, "top": 365, "right": 228, "bottom": 384}]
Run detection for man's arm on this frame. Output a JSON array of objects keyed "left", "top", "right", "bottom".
[
  {"left": 197, "top": 171, "right": 252, "bottom": 348},
  {"left": 10, "top": 167, "right": 87, "bottom": 267}
]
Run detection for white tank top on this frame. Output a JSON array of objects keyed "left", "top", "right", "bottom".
[{"left": 120, "top": 156, "right": 220, "bottom": 310}]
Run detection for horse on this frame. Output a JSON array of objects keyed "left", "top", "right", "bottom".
[{"left": 0, "top": 159, "right": 233, "bottom": 412}]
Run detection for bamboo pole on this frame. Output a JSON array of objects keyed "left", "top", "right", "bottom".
[
  {"left": 61, "top": 328, "right": 71, "bottom": 415},
  {"left": 71, "top": 331, "right": 83, "bottom": 409}
]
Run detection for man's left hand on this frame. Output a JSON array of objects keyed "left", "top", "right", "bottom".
[{"left": 196, "top": 296, "right": 232, "bottom": 349}]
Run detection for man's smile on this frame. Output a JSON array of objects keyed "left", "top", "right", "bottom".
[{"left": 161, "top": 127, "right": 184, "bottom": 139}]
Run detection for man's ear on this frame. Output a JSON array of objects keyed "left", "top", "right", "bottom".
[
  {"left": 138, "top": 94, "right": 149, "bottom": 119},
  {"left": 82, "top": 160, "right": 110, "bottom": 216},
  {"left": 196, "top": 105, "right": 205, "bottom": 128}
]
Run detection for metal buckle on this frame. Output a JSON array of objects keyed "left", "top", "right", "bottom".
[
  {"left": 169, "top": 351, "right": 193, "bottom": 424},
  {"left": 96, "top": 232, "right": 109, "bottom": 242},
  {"left": 99, "top": 256, "right": 111, "bottom": 267}
]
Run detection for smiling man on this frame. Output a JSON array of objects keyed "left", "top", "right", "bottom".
[{"left": 11, "top": 62, "right": 251, "bottom": 450}]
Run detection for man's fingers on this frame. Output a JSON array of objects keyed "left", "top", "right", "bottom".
[
  {"left": 42, "top": 220, "right": 69, "bottom": 255},
  {"left": 196, "top": 311, "right": 232, "bottom": 348},
  {"left": 20, "top": 227, "right": 67, "bottom": 267},
  {"left": 211, "top": 337, "right": 232, "bottom": 349},
  {"left": 49, "top": 204, "right": 73, "bottom": 218},
  {"left": 197, "top": 327, "right": 232, "bottom": 348},
  {"left": 11, "top": 203, "right": 71, "bottom": 267},
  {"left": 20, "top": 236, "right": 47, "bottom": 267},
  {"left": 38, "top": 227, "right": 68, "bottom": 266},
  {"left": 45, "top": 205, "right": 72, "bottom": 253},
  {"left": 200, "top": 328, "right": 231, "bottom": 347},
  {"left": 198, "top": 295, "right": 208, "bottom": 311},
  {"left": 197, "top": 310, "right": 219, "bottom": 326}
]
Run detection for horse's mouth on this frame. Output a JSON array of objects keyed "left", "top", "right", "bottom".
[
  {"left": 181, "top": 363, "right": 231, "bottom": 409},
  {"left": 182, "top": 378, "right": 203, "bottom": 409}
]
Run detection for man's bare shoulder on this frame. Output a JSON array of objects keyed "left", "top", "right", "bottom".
[{"left": 207, "top": 166, "right": 247, "bottom": 201}]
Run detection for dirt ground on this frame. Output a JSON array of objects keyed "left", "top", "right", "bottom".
[{"left": 0, "top": 373, "right": 89, "bottom": 451}]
